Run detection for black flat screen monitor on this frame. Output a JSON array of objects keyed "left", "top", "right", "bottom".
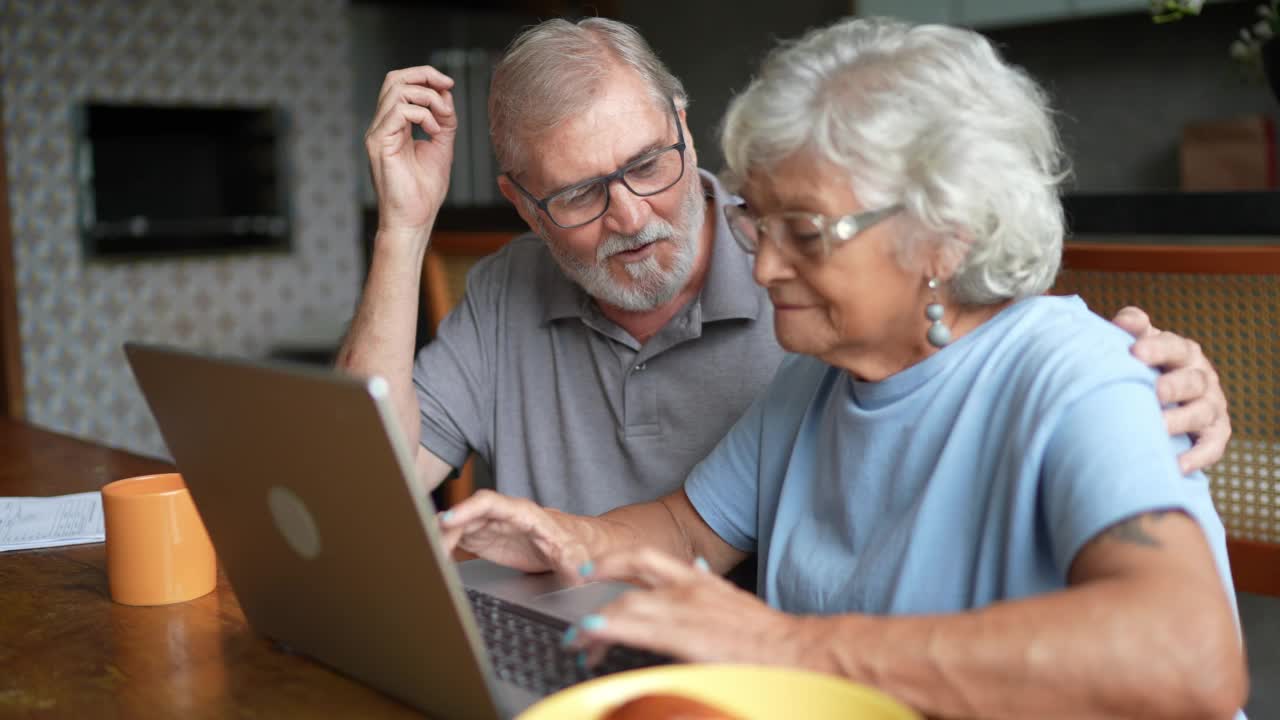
[{"left": 77, "top": 103, "right": 291, "bottom": 259}]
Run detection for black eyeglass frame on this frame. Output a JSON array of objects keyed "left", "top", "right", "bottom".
[
  {"left": 723, "top": 203, "right": 904, "bottom": 259},
  {"left": 504, "top": 99, "right": 687, "bottom": 230}
]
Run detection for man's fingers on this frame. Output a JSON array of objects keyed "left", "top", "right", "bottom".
[
  {"left": 439, "top": 525, "right": 461, "bottom": 554},
  {"left": 1112, "top": 306, "right": 1156, "bottom": 340},
  {"left": 439, "top": 489, "right": 518, "bottom": 528},
  {"left": 535, "top": 530, "right": 592, "bottom": 582},
  {"left": 438, "top": 516, "right": 488, "bottom": 551},
  {"left": 409, "top": 106, "right": 442, "bottom": 136},
  {"left": 415, "top": 88, "right": 456, "bottom": 134},
  {"left": 1134, "top": 331, "right": 1229, "bottom": 470},
  {"left": 1156, "top": 367, "right": 1212, "bottom": 406},
  {"left": 1161, "top": 391, "right": 1231, "bottom": 475},
  {"left": 437, "top": 489, "right": 501, "bottom": 528},
  {"left": 370, "top": 85, "right": 455, "bottom": 136},
  {"left": 365, "top": 102, "right": 409, "bottom": 150},
  {"left": 365, "top": 103, "right": 437, "bottom": 156},
  {"left": 377, "top": 65, "right": 455, "bottom": 106},
  {"left": 1178, "top": 422, "right": 1231, "bottom": 475},
  {"left": 1163, "top": 399, "right": 1217, "bottom": 438},
  {"left": 436, "top": 89, "right": 456, "bottom": 124},
  {"left": 587, "top": 547, "right": 701, "bottom": 589},
  {"left": 1130, "top": 331, "right": 1199, "bottom": 370}
]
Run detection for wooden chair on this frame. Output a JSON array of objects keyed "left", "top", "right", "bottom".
[
  {"left": 1053, "top": 241, "right": 1280, "bottom": 597},
  {"left": 421, "top": 231, "right": 515, "bottom": 508}
]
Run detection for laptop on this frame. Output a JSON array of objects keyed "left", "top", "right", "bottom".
[{"left": 124, "top": 342, "right": 668, "bottom": 719}]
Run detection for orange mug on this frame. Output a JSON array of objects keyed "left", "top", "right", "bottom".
[{"left": 101, "top": 473, "right": 217, "bottom": 606}]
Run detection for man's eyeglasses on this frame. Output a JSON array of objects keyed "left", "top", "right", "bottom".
[
  {"left": 505, "top": 100, "right": 687, "bottom": 229},
  {"left": 723, "top": 203, "right": 903, "bottom": 259}
]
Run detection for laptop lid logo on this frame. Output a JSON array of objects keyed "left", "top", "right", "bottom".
[{"left": 267, "top": 486, "right": 322, "bottom": 560}]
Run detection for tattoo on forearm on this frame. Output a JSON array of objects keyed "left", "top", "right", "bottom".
[{"left": 1102, "top": 511, "right": 1170, "bottom": 548}]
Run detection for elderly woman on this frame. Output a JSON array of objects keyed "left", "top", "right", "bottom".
[{"left": 440, "top": 17, "right": 1247, "bottom": 719}]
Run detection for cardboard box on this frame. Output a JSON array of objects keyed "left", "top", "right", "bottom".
[{"left": 1179, "top": 114, "right": 1277, "bottom": 191}]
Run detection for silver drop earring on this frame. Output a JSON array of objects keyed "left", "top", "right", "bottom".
[{"left": 925, "top": 278, "right": 952, "bottom": 348}]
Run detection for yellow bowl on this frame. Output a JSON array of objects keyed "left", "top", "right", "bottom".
[{"left": 517, "top": 663, "right": 920, "bottom": 720}]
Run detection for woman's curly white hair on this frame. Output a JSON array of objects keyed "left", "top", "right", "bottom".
[{"left": 721, "top": 17, "right": 1068, "bottom": 304}]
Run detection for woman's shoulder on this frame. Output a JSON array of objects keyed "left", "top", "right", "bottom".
[
  {"left": 1009, "top": 294, "right": 1135, "bottom": 343},
  {"left": 987, "top": 295, "right": 1156, "bottom": 392}
]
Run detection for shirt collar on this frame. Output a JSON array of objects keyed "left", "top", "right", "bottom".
[
  {"left": 541, "top": 255, "right": 589, "bottom": 324},
  {"left": 540, "top": 168, "right": 762, "bottom": 325}
]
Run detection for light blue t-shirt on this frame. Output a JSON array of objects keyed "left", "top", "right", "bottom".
[{"left": 685, "top": 295, "right": 1238, "bottom": 619}]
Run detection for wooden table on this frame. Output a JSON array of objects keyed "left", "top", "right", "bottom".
[{"left": 0, "top": 418, "right": 424, "bottom": 718}]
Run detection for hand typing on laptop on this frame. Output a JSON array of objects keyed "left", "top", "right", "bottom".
[
  {"left": 439, "top": 488, "right": 775, "bottom": 671},
  {"left": 439, "top": 492, "right": 594, "bottom": 585}
]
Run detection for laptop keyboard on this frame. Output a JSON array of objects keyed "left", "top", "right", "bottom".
[{"left": 465, "top": 587, "right": 672, "bottom": 695}]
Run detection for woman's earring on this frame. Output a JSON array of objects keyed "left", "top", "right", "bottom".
[{"left": 925, "top": 278, "right": 952, "bottom": 348}]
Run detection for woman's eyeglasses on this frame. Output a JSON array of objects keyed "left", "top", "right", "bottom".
[{"left": 723, "top": 203, "right": 902, "bottom": 259}]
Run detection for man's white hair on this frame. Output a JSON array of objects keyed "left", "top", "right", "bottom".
[
  {"left": 720, "top": 17, "right": 1068, "bottom": 304},
  {"left": 489, "top": 17, "right": 688, "bottom": 178}
]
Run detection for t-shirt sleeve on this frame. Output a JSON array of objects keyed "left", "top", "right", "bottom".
[
  {"left": 411, "top": 256, "right": 502, "bottom": 470},
  {"left": 1041, "top": 376, "right": 1200, "bottom": 577},
  {"left": 684, "top": 386, "right": 768, "bottom": 553}
]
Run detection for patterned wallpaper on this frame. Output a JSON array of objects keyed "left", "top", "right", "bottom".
[{"left": 1, "top": 0, "right": 361, "bottom": 458}]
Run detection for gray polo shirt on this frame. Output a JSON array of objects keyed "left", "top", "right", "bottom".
[{"left": 413, "top": 170, "right": 785, "bottom": 516}]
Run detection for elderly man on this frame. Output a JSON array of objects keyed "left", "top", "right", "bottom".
[{"left": 336, "top": 18, "right": 1229, "bottom": 516}]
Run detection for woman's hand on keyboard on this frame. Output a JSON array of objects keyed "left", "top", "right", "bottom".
[
  {"left": 438, "top": 490, "right": 591, "bottom": 584},
  {"left": 562, "top": 547, "right": 805, "bottom": 669}
]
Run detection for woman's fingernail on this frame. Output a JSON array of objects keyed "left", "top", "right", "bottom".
[
  {"left": 694, "top": 556, "right": 710, "bottom": 572},
  {"left": 578, "top": 560, "right": 594, "bottom": 577},
  {"left": 441, "top": 510, "right": 455, "bottom": 522},
  {"left": 576, "top": 650, "right": 587, "bottom": 671},
  {"left": 560, "top": 626, "right": 577, "bottom": 648},
  {"left": 580, "top": 614, "right": 606, "bottom": 631}
]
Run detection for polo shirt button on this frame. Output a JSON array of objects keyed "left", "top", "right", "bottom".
[{"left": 635, "top": 363, "right": 646, "bottom": 371}]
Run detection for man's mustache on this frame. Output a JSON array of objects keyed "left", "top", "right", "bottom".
[{"left": 597, "top": 222, "right": 675, "bottom": 262}]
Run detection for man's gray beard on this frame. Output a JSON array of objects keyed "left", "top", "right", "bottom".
[{"left": 545, "top": 178, "right": 705, "bottom": 312}]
